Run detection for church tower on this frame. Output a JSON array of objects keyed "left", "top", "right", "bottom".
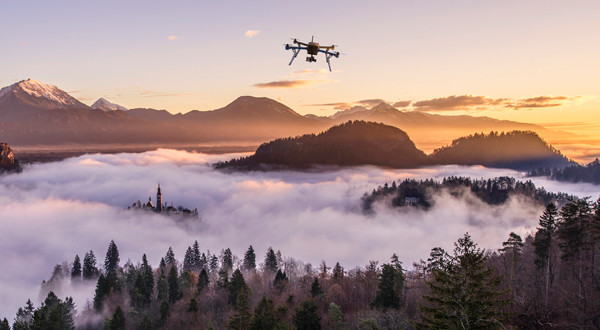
[{"left": 156, "top": 184, "right": 163, "bottom": 212}]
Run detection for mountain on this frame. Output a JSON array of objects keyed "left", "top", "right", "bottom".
[
  {"left": 0, "top": 142, "right": 21, "bottom": 173},
  {"left": 428, "top": 131, "right": 573, "bottom": 170},
  {"left": 216, "top": 121, "right": 428, "bottom": 170},
  {"left": 91, "top": 98, "right": 128, "bottom": 111}
]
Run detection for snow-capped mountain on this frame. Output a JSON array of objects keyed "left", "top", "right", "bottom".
[
  {"left": 91, "top": 98, "right": 128, "bottom": 112},
  {"left": 0, "top": 79, "right": 87, "bottom": 110}
]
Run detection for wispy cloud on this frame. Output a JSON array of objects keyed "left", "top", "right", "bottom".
[
  {"left": 253, "top": 80, "right": 315, "bottom": 89},
  {"left": 167, "top": 35, "right": 179, "bottom": 41},
  {"left": 509, "top": 96, "right": 574, "bottom": 110},
  {"left": 244, "top": 30, "right": 260, "bottom": 38},
  {"left": 413, "top": 95, "right": 507, "bottom": 112},
  {"left": 393, "top": 100, "right": 411, "bottom": 108}
]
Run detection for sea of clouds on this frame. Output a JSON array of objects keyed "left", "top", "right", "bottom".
[{"left": 1, "top": 148, "right": 599, "bottom": 318}]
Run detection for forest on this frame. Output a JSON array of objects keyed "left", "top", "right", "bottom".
[
  {"left": 361, "top": 176, "right": 573, "bottom": 212},
  {"left": 2, "top": 197, "right": 600, "bottom": 329},
  {"left": 529, "top": 158, "right": 600, "bottom": 185}
]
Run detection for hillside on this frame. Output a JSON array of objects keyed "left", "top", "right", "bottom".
[
  {"left": 428, "top": 131, "right": 572, "bottom": 170},
  {"left": 530, "top": 158, "right": 600, "bottom": 184},
  {"left": 216, "top": 121, "right": 428, "bottom": 170}
]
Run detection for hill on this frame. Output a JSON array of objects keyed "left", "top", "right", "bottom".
[
  {"left": 529, "top": 158, "right": 600, "bottom": 184},
  {"left": 428, "top": 131, "right": 572, "bottom": 170},
  {"left": 216, "top": 121, "right": 428, "bottom": 170}
]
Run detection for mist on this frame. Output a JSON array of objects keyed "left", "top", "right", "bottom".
[{"left": 1, "top": 149, "right": 599, "bottom": 318}]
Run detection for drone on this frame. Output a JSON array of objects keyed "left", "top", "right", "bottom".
[{"left": 285, "top": 36, "right": 340, "bottom": 72}]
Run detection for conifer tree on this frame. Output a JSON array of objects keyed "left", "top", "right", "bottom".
[
  {"left": 197, "top": 268, "right": 210, "bottom": 294},
  {"left": 228, "top": 269, "right": 248, "bottom": 305},
  {"left": 188, "top": 298, "right": 199, "bottom": 313},
  {"left": 371, "top": 264, "right": 400, "bottom": 309},
  {"left": 159, "top": 257, "right": 166, "bottom": 269},
  {"left": 141, "top": 254, "right": 154, "bottom": 301},
  {"left": 500, "top": 232, "right": 524, "bottom": 290},
  {"left": 71, "top": 255, "right": 82, "bottom": 281},
  {"left": 332, "top": 262, "right": 344, "bottom": 282},
  {"left": 13, "top": 299, "right": 35, "bottom": 330},
  {"left": 31, "top": 292, "right": 75, "bottom": 330},
  {"left": 243, "top": 245, "right": 256, "bottom": 271},
  {"left": 164, "top": 247, "right": 176, "bottom": 267},
  {"left": 104, "top": 240, "right": 120, "bottom": 274},
  {"left": 157, "top": 271, "right": 168, "bottom": 302},
  {"left": 417, "top": 233, "right": 507, "bottom": 329},
  {"left": 139, "top": 315, "right": 152, "bottom": 330},
  {"left": 108, "top": 306, "right": 125, "bottom": 330},
  {"left": 82, "top": 250, "right": 99, "bottom": 280},
  {"left": 327, "top": 303, "right": 346, "bottom": 330},
  {"left": 192, "top": 240, "right": 201, "bottom": 271},
  {"left": 250, "top": 296, "right": 277, "bottom": 330},
  {"left": 210, "top": 255, "right": 219, "bottom": 273},
  {"left": 167, "top": 266, "right": 180, "bottom": 303},
  {"left": 265, "top": 247, "right": 278, "bottom": 274},
  {"left": 183, "top": 246, "right": 194, "bottom": 272},
  {"left": 131, "top": 273, "right": 149, "bottom": 307},
  {"left": 310, "top": 277, "right": 323, "bottom": 297},
  {"left": 227, "top": 286, "right": 252, "bottom": 330},
  {"left": 93, "top": 274, "right": 108, "bottom": 311},
  {"left": 158, "top": 301, "right": 170, "bottom": 327},
  {"left": 534, "top": 203, "right": 558, "bottom": 307},
  {"left": 222, "top": 248, "right": 234, "bottom": 271},
  {"left": 0, "top": 318, "right": 9, "bottom": 330},
  {"left": 294, "top": 299, "right": 321, "bottom": 330},
  {"left": 274, "top": 270, "right": 288, "bottom": 293},
  {"left": 217, "top": 268, "right": 229, "bottom": 288}
]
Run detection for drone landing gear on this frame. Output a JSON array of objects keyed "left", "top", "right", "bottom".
[
  {"left": 306, "top": 56, "right": 316, "bottom": 63},
  {"left": 288, "top": 48, "right": 301, "bottom": 66}
]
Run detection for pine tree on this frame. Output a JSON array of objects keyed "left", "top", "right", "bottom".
[
  {"left": 250, "top": 296, "right": 277, "bottom": 330},
  {"left": 82, "top": 250, "right": 99, "bottom": 280},
  {"left": 93, "top": 274, "right": 108, "bottom": 311},
  {"left": 534, "top": 203, "right": 558, "bottom": 307},
  {"left": 164, "top": 247, "right": 176, "bottom": 267},
  {"left": 210, "top": 255, "right": 219, "bottom": 273},
  {"left": 183, "top": 246, "right": 195, "bottom": 272},
  {"left": 228, "top": 269, "right": 248, "bottom": 305},
  {"left": 108, "top": 306, "right": 125, "bottom": 330},
  {"left": 159, "top": 257, "right": 166, "bottom": 269},
  {"left": 222, "top": 248, "right": 234, "bottom": 271},
  {"left": 104, "top": 240, "right": 120, "bottom": 274},
  {"left": 332, "top": 262, "right": 344, "bottom": 282},
  {"left": 274, "top": 269, "right": 288, "bottom": 293},
  {"left": 30, "top": 292, "right": 75, "bottom": 330},
  {"left": 139, "top": 315, "right": 152, "bottom": 330},
  {"left": 71, "top": 255, "right": 82, "bottom": 281},
  {"left": 192, "top": 240, "right": 201, "bottom": 271},
  {"left": 188, "top": 298, "right": 199, "bottom": 312},
  {"left": 141, "top": 254, "right": 154, "bottom": 302},
  {"left": 265, "top": 247, "right": 278, "bottom": 274},
  {"left": 310, "top": 277, "right": 323, "bottom": 297},
  {"left": 197, "top": 268, "right": 210, "bottom": 294},
  {"left": 158, "top": 300, "right": 170, "bottom": 327},
  {"left": 371, "top": 264, "right": 400, "bottom": 309},
  {"left": 500, "top": 232, "right": 524, "bottom": 290},
  {"left": 13, "top": 299, "right": 35, "bottom": 330},
  {"left": 243, "top": 245, "right": 256, "bottom": 271},
  {"left": 417, "top": 233, "right": 507, "bottom": 329},
  {"left": 227, "top": 286, "right": 252, "bottom": 330},
  {"left": 157, "top": 271, "right": 169, "bottom": 302},
  {"left": 131, "top": 273, "right": 149, "bottom": 307},
  {"left": 327, "top": 303, "right": 346, "bottom": 330},
  {"left": 294, "top": 299, "right": 321, "bottom": 330},
  {"left": 0, "top": 318, "right": 9, "bottom": 330},
  {"left": 167, "top": 266, "right": 180, "bottom": 303}
]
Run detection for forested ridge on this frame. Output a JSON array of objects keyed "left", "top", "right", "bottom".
[
  {"left": 3, "top": 197, "right": 600, "bottom": 329},
  {"left": 530, "top": 157, "right": 600, "bottom": 184},
  {"left": 361, "top": 176, "right": 573, "bottom": 212},
  {"left": 216, "top": 122, "right": 571, "bottom": 171}
]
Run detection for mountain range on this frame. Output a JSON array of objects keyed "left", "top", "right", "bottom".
[{"left": 0, "top": 79, "right": 569, "bottom": 147}]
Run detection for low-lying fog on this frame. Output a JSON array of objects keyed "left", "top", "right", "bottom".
[{"left": 1, "top": 149, "right": 599, "bottom": 318}]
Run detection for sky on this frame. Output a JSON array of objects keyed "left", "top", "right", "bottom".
[
  {"left": 2, "top": 149, "right": 600, "bottom": 318},
  {"left": 1, "top": 0, "right": 599, "bottom": 131}
]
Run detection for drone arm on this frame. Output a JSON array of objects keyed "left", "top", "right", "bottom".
[{"left": 288, "top": 48, "right": 301, "bottom": 66}]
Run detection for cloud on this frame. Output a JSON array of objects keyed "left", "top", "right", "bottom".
[
  {"left": 167, "top": 35, "right": 179, "bottom": 41},
  {"left": 2, "top": 149, "right": 599, "bottom": 318},
  {"left": 253, "top": 80, "right": 314, "bottom": 88},
  {"left": 509, "top": 95, "right": 573, "bottom": 109},
  {"left": 393, "top": 100, "right": 411, "bottom": 108},
  {"left": 18, "top": 41, "right": 27, "bottom": 46},
  {"left": 413, "top": 95, "right": 507, "bottom": 112},
  {"left": 306, "top": 99, "right": 394, "bottom": 110},
  {"left": 244, "top": 30, "right": 260, "bottom": 38}
]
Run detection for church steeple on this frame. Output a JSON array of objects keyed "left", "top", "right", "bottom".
[{"left": 156, "top": 184, "right": 163, "bottom": 212}]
